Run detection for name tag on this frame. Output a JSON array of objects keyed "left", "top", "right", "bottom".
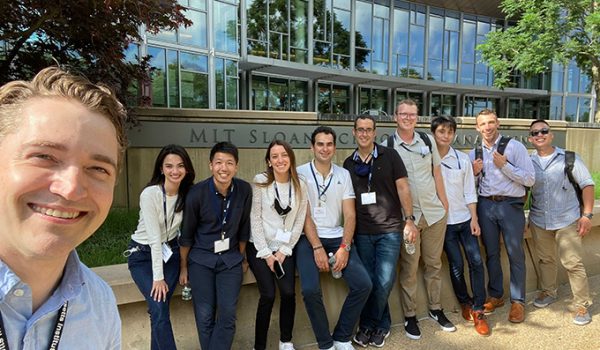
[
  {"left": 162, "top": 242, "right": 173, "bottom": 263},
  {"left": 361, "top": 192, "right": 376, "bottom": 205},
  {"left": 313, "top": 206, "right": 327, "bottom": 218},
  {"left": 421, "top": 146, "right": 430, "bottom": 156},
  {"left": 276, "top": 228, "right": 292, "bottom": 243},
  {"left": 214, "top": 238, "right": 230, "bottom": 253}
]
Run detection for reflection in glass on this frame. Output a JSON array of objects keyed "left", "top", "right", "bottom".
[
  {"left": 148, "top": 46, "right": 167, "bottom": 107},
  {"left": 549, "top": 95, "right": 562, "bottom": 120},
  {"left": 564, "top": 96, "right": 577, "bottom": 122},
  {"left": 168, "top": 51, "right": 179, "bottom": 108},
  {"left": 180, "top": 10, "right": 207, "bottom": 47},
  {"left": 214, "top": 1, "right": 238, "bottom": 53}
]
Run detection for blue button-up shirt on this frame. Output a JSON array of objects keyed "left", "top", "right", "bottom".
[
  {"left": 0, "top": 252, "right": 121, "bottom": 350},
  {"left": 469, "top": 135, "right": 535, "bottom": 197},
  {"left": 529, "top": 147, "right": 594, "bottom": 230}
]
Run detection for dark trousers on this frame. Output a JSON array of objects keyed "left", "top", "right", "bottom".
[
  {"left": 188, "top": 258, "right": 242, "bottom": 350},
  {"left": 296, "top": 235, "right": 372, "bottom": 349},
  {"left": 443, "top": 219, "right": 486, "bottom": 310},
  {"left": 477, "top": 196, "right": 527, "bottom": 303},
  {"left": 247, "top": 242, "right": 296, "bottom": 350},
  {"left": 128, "top": 240, "right": 180, "bottom": 350}
]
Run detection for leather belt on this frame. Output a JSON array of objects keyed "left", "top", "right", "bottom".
[{"left": 480, "top": 195, "right": 514, "bottom": 202}]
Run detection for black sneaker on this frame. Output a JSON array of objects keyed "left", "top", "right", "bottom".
[
  {"left": 429, "top": 309, "right": 456, "bottom": 332},
  {"left": 369, "top": 329, "right": 390, "bottom": 348},
  {"left": 404, "top": 316, "right": 421, "bottom": 340},
  {"left": 353, "top": 327, "right": 371, "bottom": 348}
]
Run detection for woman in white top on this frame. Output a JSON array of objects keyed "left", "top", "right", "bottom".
[
  {"left": 247, "top": 139, "right": 308, "bottom": 350},
  {"left": 127, "top": 144, "right": 195, "bottom": 350}
]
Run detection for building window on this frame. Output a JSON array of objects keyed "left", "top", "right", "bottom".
[
  {"left": 463, "top": 96, "right": 498, "bottom": 116},
  {"left": 214, "top": 0, "right": 239, "bottom": 54},
  {"left": 392, "top": 2, "right": 425, "bottom": 79},
  {"left": 215, "top": 58, "right": 239, "bottom": 109},
  {"left": 150, "top": 2, "right": 207, "bottom": 48},
  {"left": 355, "top": 1, "right": 389, "bottom": 74},
  {"left": 251, "top": 75, "right": 308, "bottom": 111},
  {"left": 247, "top": 0, "right": 308, "bottom": 63},
  {"left": 314, "top": 0, "right": 352, "bottom": 68},
  {"left": 318, "top": 83, "right": 350, "bottom": 115},
  {"left": 431, "top": 93, "right": 456, "bottom": 116},
  {"left": 395, "top": 91, "right": 424, "bottom": 114},
  {"left": 147, "top": 46, "right": 209, "bottom": 108},
  {"left": 360, "top": 87, "right": 388, "bottom": 115},
  {"left": 427, "top": 9, "right": 459, "bottom": 83}
]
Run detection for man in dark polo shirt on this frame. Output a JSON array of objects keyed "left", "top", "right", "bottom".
[
  {"left": 343, "top": 115, "right": 418, "bottom": 347},
  {"left": 179, "top": 142, "right": 252, "bottom": 350}
]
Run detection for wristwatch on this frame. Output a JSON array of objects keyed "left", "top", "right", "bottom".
[
  {"left": 340, "top": 242, "right": 351, "bottom": 252},
  {"left": 583, "top": 213, "right": 594, "bottom": 220},
  {"left": 404, "top": 215, "right": 416, "bottom": 221}
]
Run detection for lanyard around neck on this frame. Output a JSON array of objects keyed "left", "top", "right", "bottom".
[
  {"left": 161, "top": 185, "right": 176, "bottom": 238},
  {"left": 0, "top": 301, "right": 68, "bottom": 350},
  {"left": 309, "top": 162, "right": 334, "bottom": 203}
]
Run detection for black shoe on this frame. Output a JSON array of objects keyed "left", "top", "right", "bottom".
[
  {"left": 353, "top": 327, "right": 371, "bottom": 348},
  {"left": 404, "top": 316, "right": 421, "bottom": 340},
  {"left": 369, "top": 329, "right": 390, "bottom": 348},
  {"left": 429, "top": 309, "right": 456, "bottom": 332}
]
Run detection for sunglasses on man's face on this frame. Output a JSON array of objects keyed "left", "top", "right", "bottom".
[{"left": 529, "top": 128, "right": 550, "bottom": 137}]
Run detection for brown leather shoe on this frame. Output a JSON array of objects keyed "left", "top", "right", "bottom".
[
  {"left": 471, "top": 310, "right": 490, "bottom": 336},
  {"left": 508, "top": 302, "right": 525, "bottom": 323},
  {"left": 461, "top": 303, "right": 473, "bottom": 322},
  {"left": 483, "top": 297, "right": 505, "bottom": 314}
]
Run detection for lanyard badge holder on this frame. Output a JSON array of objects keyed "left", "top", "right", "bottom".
[
  {"left": 310, "top": 163, "right": 332, "bottom": 218},
  {"left": 274, "top": 182, "right": 293, "bottom": 243},
  {"left": 354, "top": 152, "right": 376, "bottom": 205},
  {"left": 215, "top": 187, "right": 233, "bottom": 253}
]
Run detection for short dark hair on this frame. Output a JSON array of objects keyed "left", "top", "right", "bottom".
[
  {"left": 210, "top": 141, "right": 239, "bottom": 163},
  {"left": 311, "top": 126, "right": 337, "bottom": 146},
  {"left": 431, "top": 115, "right": 457, "bottom": 133},
  {"left": 354, "top": 114, "right": 377, "bottom": 129},
  {"left": 529, "top": 118, "right": 550, "bottom": 129}
]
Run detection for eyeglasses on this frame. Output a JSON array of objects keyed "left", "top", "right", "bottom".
[
  {"left": 529, "top": 128, "right": 550, "bottom": 137},
  {"left": 355, "top": 128, "right": 375, "bottom": 134},
  {"left": 396, "top": 112, "right": 418, "bottom": 119}
]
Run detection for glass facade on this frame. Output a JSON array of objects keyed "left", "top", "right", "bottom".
[{"left": 133, "top": 0, "right": 595, "bottom": 121}]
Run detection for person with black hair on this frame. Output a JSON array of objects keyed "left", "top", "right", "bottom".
[
  {"left": 528, "top": 119, "right": 594, "bottom": 325},
  {"left": 343, "top": 115, "right": 417, "bottom": 348},
  {"left": 128, "top": 144, "right": 196, "bottom": 350},
  {"left": 179, "top": 142, "right": 252, "bottom": 350}
]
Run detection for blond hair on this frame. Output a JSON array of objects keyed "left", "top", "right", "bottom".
[{"left": 0, "top": 66, "right": 128, "bottom": 167}]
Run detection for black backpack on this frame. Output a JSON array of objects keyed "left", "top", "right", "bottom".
[{"left": 564, "top": 150, "right": 583, "bottom": 209}]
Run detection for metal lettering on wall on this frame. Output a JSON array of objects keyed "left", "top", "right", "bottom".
[{"left": 128, "top": 121, "right": 566, "bottom": 149}]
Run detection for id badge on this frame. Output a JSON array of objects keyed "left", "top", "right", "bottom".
[
  {"left": 421, "top": 146, "right": 430, "bottom": 156},
  {"left": 276, "top": 228, "right": 292, "bottom": 243},
  {"left": 361, "top": 192, "right": 376, "bottom": 205},
  {"left": 214, "top": 238, "right": 230, "bottom": 253},
  {"left": 162, "top": 242, "right": 173, "bottom": 263},
  {"left": 313, "top": 206, "right": 327, "bottom": 219}
]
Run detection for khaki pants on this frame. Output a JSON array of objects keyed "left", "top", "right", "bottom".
[
  {"left": 530, "top": 222, "right": 592, "bottom": 308},
  {"left": 399, "top": 213, "right": 447, "bottom": 317}
]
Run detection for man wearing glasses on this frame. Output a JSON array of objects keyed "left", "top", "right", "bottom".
[
  {"left": 343, "top": 115, "right": 418, "bottom": 347},
  {"left": 528, "top": 119, "right": 594, "bottom": 325},
  {"left": 470, "top": 109, "right": 535, "bottom": 323},
  {"left": 382, "top": 99, "right": 452, "bottom": 340}
]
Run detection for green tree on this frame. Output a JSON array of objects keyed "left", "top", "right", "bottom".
[
  {"left": 0, "top": 0, "right": 191, "bottom": 109},
  {"left": 477, "top": 0, "right": 600, "bottom": 122}
]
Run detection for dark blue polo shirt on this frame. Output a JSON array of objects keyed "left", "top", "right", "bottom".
[{"left": 180, "top": 177, "right": 252, "bottom": 269}]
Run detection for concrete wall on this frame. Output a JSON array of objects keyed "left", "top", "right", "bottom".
[{"left": 94, "top": 212, "right": 600, "bottom": 350}]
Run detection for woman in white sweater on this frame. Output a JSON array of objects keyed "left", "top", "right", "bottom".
[
  {"left": 127, "top": 144, "right": 195, "bottom": 350},
  {"left": 248, "top": 139, "right": 308, "bottom": 350}
]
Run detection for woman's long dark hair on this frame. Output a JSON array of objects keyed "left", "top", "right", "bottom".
[
  {"left": 256, "top": 139, "right": 302, "bottom": 200},
  {"left": 147, "top": 144, "right": 195, "bottom": 212}
]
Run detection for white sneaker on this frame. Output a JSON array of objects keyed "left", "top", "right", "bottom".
[
  {"left": 321, "top": 346, "right": 335, "bottom": 350},
  {"left": 334, "top": 340, "right": 356, "bottom": 350},
  {"left": 279, "top": 341, "right": 296, "bottom": 350}
]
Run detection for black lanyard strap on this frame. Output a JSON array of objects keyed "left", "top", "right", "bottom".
[
  {"left": 309, "top": 163, "right": 334, "bottom": 202},
  {"left": 161, "top": 185, "right": 176, "bottom": 240},
  {"left": 0, "top": 301, "right": 68, "bottom": 350}
]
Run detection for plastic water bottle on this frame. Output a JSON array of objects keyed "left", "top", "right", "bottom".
[
  {"left": 404, "top": 230, "right": 416, "bottom": 255},
  {"left": 328, "top": 252, "right": 343, "bottom": 279},
  {"left": 181, "top": 284, "right": 192, "bottom": 301}
]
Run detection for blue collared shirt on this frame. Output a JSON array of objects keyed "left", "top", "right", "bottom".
[
  {"left": 529, "top": 147, "right": 594, "bottom": 230},
  {"left": 0, "top": 252, "right": 121, "bottom": 350},
  {"left": 469, "top": 135, "right": 535, "bottom": 197}
]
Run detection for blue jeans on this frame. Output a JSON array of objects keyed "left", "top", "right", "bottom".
[
  {"left": 188, "top": 258, "right": 243, "bottom": 350},
  {"left": 353, "top": 232, "right": 401, "bottom": 332},
  {"left": 477, "top": 196, "right": 527, "bottom": 303},
  {"left": 443, "top": 219, "right": 486, "bottom": 310},
  {"left": 296, "top": 235, "right": 372, "bottom": 349},
  {"left": 128, "top": 240, "right": 180, "bottom": 350}
]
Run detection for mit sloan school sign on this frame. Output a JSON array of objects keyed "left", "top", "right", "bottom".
[{"left": 128, "top": 121, "right": 566, "bottom": 150}]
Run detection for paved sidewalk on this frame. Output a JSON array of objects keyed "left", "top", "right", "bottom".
[{"left": 301, "top": 274, "right": 600, "bottom": 350}]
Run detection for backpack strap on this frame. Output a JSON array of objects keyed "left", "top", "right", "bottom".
[
  {"left": 564, "top": 150, "right": 583, "bottom": 209},
  {"left": 416, "top": 131, "right": 432, "bottom": 154},
  {"left": 387, "top": 134, "right": 395, "bottom": 149},
  {"left": 496, "top": 136, "right": 511, "bottom": 155}
]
